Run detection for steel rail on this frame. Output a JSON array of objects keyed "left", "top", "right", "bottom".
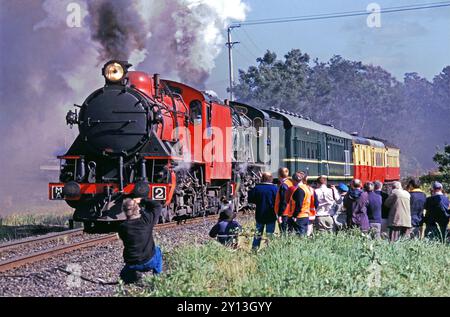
[
  {"left": 0, "top": 234, "right": 118, "bottom": 273},
  {"left": 0, "top": 214, "right": 217, "bottom": 273},
  {"left": 0, "top": 228, "right": 84, "bottom": 253}
]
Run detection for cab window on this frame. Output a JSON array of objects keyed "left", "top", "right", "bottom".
[{"left": 189, "top": 100, "right": 202, "bottom": 124}]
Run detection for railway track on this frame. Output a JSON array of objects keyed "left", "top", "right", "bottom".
[
  {"left": 0, "top": 215, "right": 217, "bottom": 273},
  {"left": 0, "top": 228, "right": 84, "bottom": 252}
]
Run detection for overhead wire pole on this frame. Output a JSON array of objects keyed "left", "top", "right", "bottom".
[{"left": 226, "top": 25, "right": 240, "bottom": 101}]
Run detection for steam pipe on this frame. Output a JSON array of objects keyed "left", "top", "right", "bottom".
[
  {"left": 76, "top": 158, "right": 85, "bottom": 182},
  {"left": 141, "top": 159, "right": 147, "bottom": 181},
  {"left": 119, "top": 156, "right": 124, "bottom": 192},
  {"left": 153, "top": 74, "right": 160, "bottom": 98}
]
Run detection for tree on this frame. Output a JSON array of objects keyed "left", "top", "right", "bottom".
[
  {"left": 234, "top": 49, "right": 311, "bottom": 111},
  {"left": 421, "top": 145, "right": 450, "bottom": 192},
  {"left": 434, "top": 145, "right": 450, "bottom": 180},
  {"left": 233, "top": 49, "right": 450, "bottom": 176}
]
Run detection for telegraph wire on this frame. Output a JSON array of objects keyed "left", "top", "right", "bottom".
[
  {"left": 233, "top": 31, "right": 260, "bottom": 60},
  {"left": 230, "top": 2, "right": 450, "bottom": 27},
  {"left": 241, "top": 28, "right": 265, "bottom": 54},
  {"left": 234, "top": 46, "right": 258, "bottom": 65},
  {"left": 225, "top": 1, "right": 450, "bottom": 100},
  {"left": 241, "top": 2, "right": 450, "bottom": 24}
]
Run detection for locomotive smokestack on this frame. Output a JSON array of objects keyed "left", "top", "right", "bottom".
[{"left": 153, "top": 74, "right": 161, "bottom": 98}]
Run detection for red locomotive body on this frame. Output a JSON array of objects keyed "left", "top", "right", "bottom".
[{"left": 49, "top": 61, "right": 260, "bottom": 231}]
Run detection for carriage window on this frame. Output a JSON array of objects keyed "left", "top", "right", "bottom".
[
  {"left": 344, "top": 150, "right": 351, "bottom": 175},
  {"left": 207, "top": 104, "right": 211, "bottom": 125},
  {"left": 293, "top": 138, "right": 299, "bottom": 157},
  {"left": 189, "top": 100, "right": 202, "bottom": 124}
]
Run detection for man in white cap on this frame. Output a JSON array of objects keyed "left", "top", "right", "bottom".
[{"left": 424, "top": 181, "right": 450, "bottom": 242}]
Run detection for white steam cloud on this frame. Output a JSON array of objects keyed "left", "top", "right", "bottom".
[
  {"left": 85, "top": 0, "right": 248, "bottom": 87},
  {"left": 0, "top": 0, "right": 248, "bottom": 213}
]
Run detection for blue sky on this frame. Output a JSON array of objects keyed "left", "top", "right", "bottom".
[{"left": 206, "top": 0, "right": 450, "bottom": 98}]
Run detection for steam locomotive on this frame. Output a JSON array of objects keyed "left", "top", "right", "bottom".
[{"left": 49, "top": 60, "right": 400, "bottom": 231}]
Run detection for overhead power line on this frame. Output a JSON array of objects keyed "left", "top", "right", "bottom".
[
  {"left": 225, "top": 1, "right": 450, "bottom": 100},
  {"left": 230, "top": 2, "right": 450, "bottom": 27}
]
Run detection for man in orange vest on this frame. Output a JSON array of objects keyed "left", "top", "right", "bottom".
[
  {"left": 288, "top": 172, "right": 311, "bottom": 236},
  {"left": 304, "top": 174, "right": 318, "bottom": 237},
  {"left": 274, "top": 167, "right": 293, "bottom": 233}
]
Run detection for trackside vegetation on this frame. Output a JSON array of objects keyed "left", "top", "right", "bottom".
[
  {"left": 135, "top": 230, "right": 450, "bottom": 297},
  {"left": 0, "top": 211, "right": 73, "bottom": 241}
]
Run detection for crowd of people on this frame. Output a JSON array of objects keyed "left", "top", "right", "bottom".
[
  {"left": 114, "top": 171, "right": 449, "bottom": 284},
  {"left": 210, "top": 168, "right": 450, "bottom": 251}
]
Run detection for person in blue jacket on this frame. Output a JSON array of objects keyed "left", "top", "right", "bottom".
[
  {"left": 209, "top": 203, "right": 242, "bottom": 247},
  {"left": 407, "top": 178, "right": 427, "bottom": 238},
  {"left": 363, "top": 182, "right": 382, "bottom": 238},
  {"left": 248, "top": 172, "right": 278, "bottom": 250},
  {"left": 424, "top": 182, "right": 450, "bottom": 242}
]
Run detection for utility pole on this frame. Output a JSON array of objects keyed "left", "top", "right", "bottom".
[{"left": 226, "top": 25, "right": 240, "bottom": 101}]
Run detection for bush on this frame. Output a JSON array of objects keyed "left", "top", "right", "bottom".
[
  {"left": 420, "top": 145, "right": 450, "bottom": 192},
  {"left": 420, "top": 173, "right": 450, "bottom": 193},
  {"left": 0, "top": 212, "right": 73, "bottom": 241}
]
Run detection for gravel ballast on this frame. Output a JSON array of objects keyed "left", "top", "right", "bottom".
[{"left": 0, "top": 214, "right": 253, "bottom": 297}]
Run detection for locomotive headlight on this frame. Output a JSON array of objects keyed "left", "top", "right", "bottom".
[{"left": 103, "top": 62, "right": 125, "bottom": 83}]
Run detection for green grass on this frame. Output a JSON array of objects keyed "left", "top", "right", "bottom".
[
  {"left": 0, "top": 212, "right": 72, "bottom": 227},
  {"left": 132, "top": 230, "right": 450, "bottom": 297},
  {"left": 0, "top": 211, "right": 73, "bottom": 241}
]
